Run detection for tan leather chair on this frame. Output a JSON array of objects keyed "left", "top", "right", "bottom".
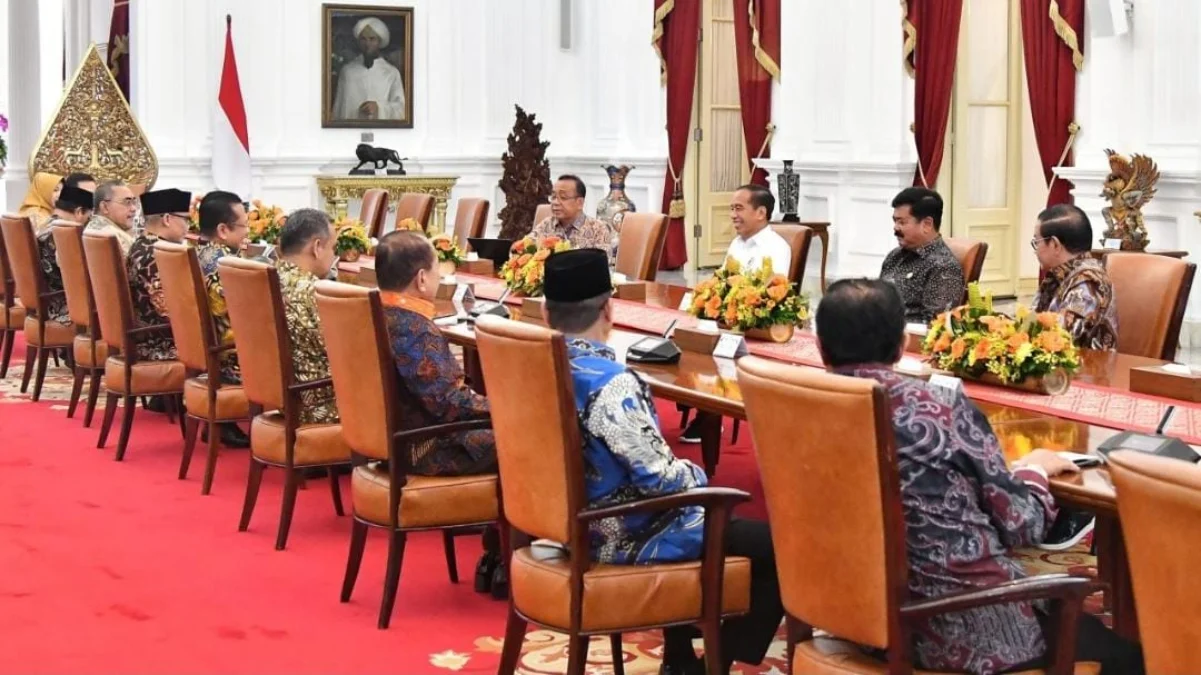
[
  {"left": 475, "top": 316, "right": 751, "bottom": 675},
  {"left": 359, "top": 189, "right": 390, "bottom": 239},
  {"left": 83, "top": 231, "right": 187, "bottom": 461},
  {"left": 945, "top": 236, "right": 989, "bottom": 301},
  {"left": 218, "top": 257, "right": 350, "bottom": 551},
  {"left": 52, "top": 222, "right": 108, "bottom": 425},
  {"left": 451, "top": 198, "right": 490, "bottom": 250},
  {"left": 614, "top": 212, "right": 668, "bottom": 282},
  {"left": 533, "top": 203, "right": 552, "bottom": 230},
  {"left": 394, "top": 193, "right": 434, "bottom": 233},
  {"left": 0, "top": 221, "right": 27, "bottom": 378},
  {"left": 736, "top": 356, "right": 1099, "bottom": 675},
  {"left": 772, "top": 224, "right": 814, "bottom": 288},
  {"left": 1108, "top": 451, "right": 1201, "bottom": 674},
  {"left": 1, "top": 215, "right": 74, "bottom": 400},
  {"left": 155, "top": 242, "right": 251, "bottom": 494},
  {"left": 1105, "top": 252, "right": 1196, "bottom": 361},
  {"left": 313, "top": 281, "right": 498, "bottom": 629}
]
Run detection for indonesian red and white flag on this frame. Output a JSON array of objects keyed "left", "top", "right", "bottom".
[{"left": 212, "top": 15, "right": 250, "bottom": 197}]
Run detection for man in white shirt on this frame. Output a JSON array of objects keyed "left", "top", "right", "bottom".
[
  {"left": 680, "top": 184, "right": 794, "bottom": 446},
  {"left": 724, "top": 184, "right": 792, "bottom": 276},
  {"left": 332, "top": 17, "right": 406, "bottom": 121}
]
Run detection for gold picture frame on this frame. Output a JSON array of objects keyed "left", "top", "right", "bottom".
[{"left": 321, "top": 3, "right": 415, "bottom": 129}]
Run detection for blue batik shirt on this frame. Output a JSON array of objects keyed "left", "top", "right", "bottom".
[{"left": 566, "top": 338, "right": 708, "bottom": 564}]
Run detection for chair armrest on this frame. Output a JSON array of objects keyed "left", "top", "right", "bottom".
[
  {"left": 900, "top": 574, "right": 1103, "bottom": 621},
  {"left": 578, "top": 487, "right": 750, "bottom": 523},
  {"left": 392, "top": 418, "right": 493, "bottom": 444},
  {"left": 128, "top": 323, "right": 172, "bottom": 337},
  {"left": 289, "top": 377, "right": 333, "bottom": 394},
  {"left": 207, "top": 342, "right": 236, "bottom": 355}
]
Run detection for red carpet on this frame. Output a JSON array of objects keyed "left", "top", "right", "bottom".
[{"left": 0, "top": 334, "right": 1095, "bottom": 673}]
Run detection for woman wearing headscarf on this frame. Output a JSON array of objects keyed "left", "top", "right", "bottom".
[{"left": 19, "top": 172, "right": 63, "bottom": 231}]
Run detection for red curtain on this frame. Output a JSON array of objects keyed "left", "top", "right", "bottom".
[
  {"left": 1021, "top": 0, "right": 1084, "bottom": 206},
  {"left": 905, "top": 0, "right": 963, "bottom": 187},
  {"left": 732, "top": 0, "right": 780, "bottom": 186},
  {"left": 107, "top": 0, "right": 131, "bottom": 101},
  {"left": 655, "top": 0, "right": 701, "bottom": 270}
]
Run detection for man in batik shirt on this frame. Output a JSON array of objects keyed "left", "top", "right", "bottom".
[
  {"left": 541, "top": 248, "right": 782, "bottom": 675},
  {"left": 36, "top": 177, "right": 96, "bottom": 326},
  {"left": 85, "top": 181, "right": 138, "bottom": 257},
  {"left": 195, "top": 190, "right": 250, "bottom": 383},
  {"left": 530, "top": 174, "right": 614, "bottom": 262},
  {"left": 127, "top": 188, "right": 190, "bottom": 362},
  {"left": 879, "top": 187, "right": 965, "bottom": 323},
  {"left": 815, "top": 277, "right": 1142, "bottom": 674},
  {"left": 1031, "top": 204, "right": 1119, "bottom": 351},
  {"left": 276, "top": 208, "right": 339, "bottom": 425}
]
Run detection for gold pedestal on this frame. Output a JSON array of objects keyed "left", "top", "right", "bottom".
[{"left": 315, "top": 174, "right": 458, "bottom": 234}]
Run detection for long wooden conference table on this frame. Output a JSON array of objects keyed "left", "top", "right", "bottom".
[{"left": 338, "top": 262, "right": 1169, "bottom": 641}]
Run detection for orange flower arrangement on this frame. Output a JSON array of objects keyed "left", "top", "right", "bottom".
[
  {"left": 500, "top": 236, "right": 572, "bottom": 296},
  {"left": 430, "top": 234, "right": 464, "bottom": 265},
  {"left": 395, "top": 217, "right": 424, "bottom": 233},
  {"left": 187, "top": 194, "right": 203, "bottom": 233},
  {"left": 331, "top": 217, "right": 371, "bottom": 260},
  {"left": 247, "top": 200, "right": 286, "bottom": 244},
  {"left": 923, "top": 283, "right": 1079, "bottom": 386},
  {"left": 685, "top": 257, "right": 809, "bottom": 331}
]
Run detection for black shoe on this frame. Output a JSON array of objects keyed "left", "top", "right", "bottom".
[
  {"left": 1038, "top": 509, "right": 1096, "bottom": 551},
  {"left": 202, "top": 422, "right": 250, "bottom": 449},
  {"left": 490, "top": 562, "right": 509, "bottom": 600},
  {"left": 658, "top": 658, "right": 706, "bottom": 675},
  {"left": 474, "top": 551, "right": 498, "bottom": 593},
  {"left": 143, "top": 395, "right": 168, "bottom": 413}
]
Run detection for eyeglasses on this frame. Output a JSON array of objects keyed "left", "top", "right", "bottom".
[
  {"left": 549, "top": 193, "right": 581, "bottom": 203},
  {"left": 1029, "top": 236, "right": 1053, "bottom": 251},
  {"left": 103, "top": 198, "right": 138, "bottom": 207}
]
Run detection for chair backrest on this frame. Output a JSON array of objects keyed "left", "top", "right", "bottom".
[
  {"left": 944, "top": 237, "right": 989, "bottom": 290},
  {"left": 533, "top": 203, "right": 552, "bottom": 229},
  {"left": 614, "top": 212, "right": 668, "bottom": 282},
  {"left": 50, "top": 222, "right": 98, "bottom": 330},
  {"left": 474, "top": 316, "right": 584, "bottom": 545},
  {"left": 394, "top": 193, "right": 434, "bottom": 232},
  {"left": 0, "top": 220, "right": 14, "bottom": 311},
  {"left": 314, "top": 281, "right": 396, "bottom": 461},
  {"left": 0, "top": 215, "right": 46, "bottom": 315},
  {"left": 359, "top": 188, "right": 390, "bottom": 239},
  {"left": 217, "top": 257, "right": 292, "bottom": 411},
  {"left": 772, "top": 224, "right": 814, "bottom": 287},
  {"left": 451, "top": 198, "right": 490, "bottom": 250},
  {"left": 1105, "top": 252, "right": 1196, "bottom": 360},
  {"left": 82, "top": 231, "right": 136, "bottom": 357},
  {"left": 738, "top": 357, "right": 906, "bottom": 652},
  {"left": 154, "top": 242, "right": 218, "bottom": 373},
  {"left": 1108, "top": 450, "right": 1201, "bottom": 674}
]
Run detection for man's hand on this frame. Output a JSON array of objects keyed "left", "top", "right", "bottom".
[
  {"left": 1015, "top": 448, "right": 1081, "bottom": 478},
  {"left": 358, "top": 101, "right": 380, "bottom": 119}
]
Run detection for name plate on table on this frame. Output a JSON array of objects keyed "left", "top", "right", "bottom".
[
  {"left": 436, "top": 281, "right": 475, "bottom": 302},
  {"left": 520, "top": 297, "right": 547, "bottom": 325},
  {"left": 678, "top": 292, "right": 694, "bottom": 312},
  {"left": 713, "top": 333, "right": 749, "bottom": 359},
  {"left": 904, "top": 323, "right": 928, "bottom": 353},
  {"left": 357, "top": 259, "right": 377, "bottom": 286},
  {"left": 613, "top": 281, "right": 647, "bottom": 302},
  {"left": 927, "top": 372, "right": 963, "bottom": 406},
  {"left": 1130, "top": 364, "right": 1201, "bottom": 402},
  {"left": 1103, "top": 238, "right": 1124, "bottom": 250},
  {"left": 457, "top": 259, "right": 495, "bottom": 276}
]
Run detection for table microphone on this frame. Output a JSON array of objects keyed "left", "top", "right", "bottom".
[
  {"left": 468, "top": 288, "right": 512, "bottom": 321},
  {"left": 627, "top": 319, "right": 682, "bottom": 365},
  {"left": 1096, "top": 404, "right": 1200, "bottom": 463}
]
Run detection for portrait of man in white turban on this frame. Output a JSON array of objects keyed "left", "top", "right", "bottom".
[{"left": 327, "top": 9, "right": 411, "bottom": 126}]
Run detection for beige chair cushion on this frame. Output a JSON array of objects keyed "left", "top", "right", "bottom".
[
  {"left": 250, "top": 412, "right": 351, "bottom": 466},
  {"left": 510, "top": 546, "right": 751, "bottom": 633},
  {"left": 0, "top": 303, "right": 25, "bottom": 330},
  {"left": 104, "top": 357, "right": 186, "bottom": 395},
  {"left": 351, "top": 464, "right": 498, "bottom": 529},
  {"left": 184, "top": 376, "right": 250, "bottom": 421},
  {"left": 792, "top": 637, "right": 1100, "bottom": 675},
  {"left": 72, "top": 334, "right": 108, "bottom": 368},
  {"left": 23, "top": 316, "right": 74, "bottom": 347}
]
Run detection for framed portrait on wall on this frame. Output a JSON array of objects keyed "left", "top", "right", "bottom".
[{"left": 322, "top": 4, "right": 414, "bottom": 128}]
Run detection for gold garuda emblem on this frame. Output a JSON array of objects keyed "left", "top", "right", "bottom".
[
  {"left": 29, "top": 43, "right": 157, "bottom": 188},
  {"left": 1100, "top": 148, "right": 1158, "bottom": 251}
]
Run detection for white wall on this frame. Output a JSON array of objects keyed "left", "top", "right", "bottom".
[
  {"left": 1058, "top": 0, "right": 1201, "bottom": 337},
  {"left": 6, "top": 0, "right": 667, "bottom": 231}
]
